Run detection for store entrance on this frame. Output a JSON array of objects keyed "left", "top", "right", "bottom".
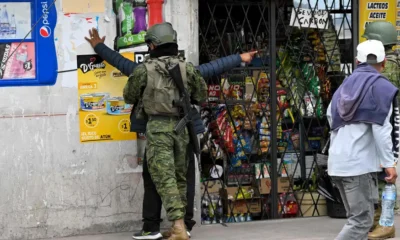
[{"left": 199, "top": 0, "right": 356, "bottom": 224}]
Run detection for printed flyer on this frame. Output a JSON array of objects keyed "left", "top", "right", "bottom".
[
  {"left": 359, "top": 0, "right": 397, "bottom": 43},
  {"left": 0, "top": 42, "right": 36, "bottom": 80},
  {"left": 77, "top": 53, "right": 137, "bottom": 143}
]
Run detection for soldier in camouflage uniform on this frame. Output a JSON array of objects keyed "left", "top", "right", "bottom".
[
  {"left": 363, "top": 21, "right": 400, "bottom": 240},
  {"left": 123, "top": 22, "right": 207, "bottom": 240}
]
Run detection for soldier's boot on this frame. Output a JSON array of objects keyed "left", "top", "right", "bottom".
[
  {"left": 167, "top": 219, "right": 189, "bottom": 240},
  {"left": 162, "top": 226, "right": 191, "bottom": 239},
  {"left": 370, "top": 205, "right": 381, "bottom": 232},
  {"left": 161, "top": 227, "right": 191, "bottom": 239},
  {"left": 368, "top": 225, "right": 395, "bottom": 240},
  {"left": 162, "top": 224, "right": 174, "bottom": 239}
]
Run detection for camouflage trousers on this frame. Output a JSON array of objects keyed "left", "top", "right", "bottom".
[{"left": 146, "top": 118, "right": 190, "bottom": 221}]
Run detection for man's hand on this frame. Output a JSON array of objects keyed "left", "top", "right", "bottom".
[
  {"left": 385, "top": 167, "right": 398, "bottom": 184},
  {"left": 240, "top": 51, "right": 257, "bottom": 63},
  {"left": 85, "top": 28, "right": 106, "bottom": 48}
]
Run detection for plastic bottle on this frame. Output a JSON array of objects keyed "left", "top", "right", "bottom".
[
  {"left": 379, "top": 184, "right": 397, "bottom": 227},
  {"left": 16, "top": 44, "right": 28, "bottom": 63},
  {"left": 225, "top": 214, "right": 232, "bottom": 223},
  {"left": 246, "top": 213, "right": 252, "bottom": 222},
  {"left": 201, "top": 199, "right": 208, "bottom": 224},
  {"left": 147, "top": 0, "right": 163, "bottom": 27},
  {"left": 9, "top": 14, "right": 15, "bottom": 38},
  {"left": 1, "top": 5, "right": 9, "bottom": 37}
]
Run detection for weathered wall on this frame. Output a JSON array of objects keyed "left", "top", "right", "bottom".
[{"left": 0, "top": 0, "right": 199, "bottom": 239}]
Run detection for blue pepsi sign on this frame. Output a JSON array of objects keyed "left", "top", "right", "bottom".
[{"left": 0, "top": 0, "right": 57, "bottom": 87}]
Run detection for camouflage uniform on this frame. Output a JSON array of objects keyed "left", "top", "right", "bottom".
[
  {"left": 361, "top": 21, "right": 399, "bottom": 239},
  {"left": 382, "top": 51, "right": 400, "bottom": 89},
  {"left": 123, "top": 61, "right": 207, "bottom": 221},
  {"left": 378, "top": 50, "right": 400, "bottom": 201}
]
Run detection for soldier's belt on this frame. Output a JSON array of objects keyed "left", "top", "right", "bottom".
[
  {"left": 148, "top": 115, "right": 180, "bottom": 121},
  {"left": 130, "top": 110, "right": 205, "bottom": 134}
]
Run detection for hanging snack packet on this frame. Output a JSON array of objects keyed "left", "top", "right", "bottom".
[
  {"left": 116, "top": 2, "right": 147, "bottom": 49},
  {"left": 119, "top": 2, "right": 135, "bottom": 36},
  {"left": 114, "top": 0, "right": 124, "bottom": 14}
]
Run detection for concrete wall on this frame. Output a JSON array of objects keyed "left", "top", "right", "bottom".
[{"left": 0, "top": 0, "right": 199, "bottom": 239}]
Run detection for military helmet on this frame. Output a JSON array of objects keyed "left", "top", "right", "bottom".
[
  {"left": 145, "top": 22, "right": 178, "bottom": 46},
  {"left": 362, "top": 21, "right": 397, "bottom": 46}
]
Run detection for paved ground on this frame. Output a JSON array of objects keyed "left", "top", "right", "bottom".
[{"left": 49, "top": 216, "right": 400, "bottom": 240}]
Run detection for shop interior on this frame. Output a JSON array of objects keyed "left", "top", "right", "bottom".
[{"left": 198, "top": 0, "right": 355, "bottom": 224}]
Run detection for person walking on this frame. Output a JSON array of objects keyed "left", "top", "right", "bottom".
[
  {"left": 85, "top": 27, "right": 256, "bottom": 240},
  {"left": 362, "top": 21, "right": 400, "bottom": 240},
  {"left": 327, "top": 40, "right": 398, "bottom": 240}
]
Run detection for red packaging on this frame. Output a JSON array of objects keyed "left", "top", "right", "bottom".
[
  {"left": 208, "top": 84, "right": 221, "bottom": 102},
  {"left": 224, "top": 124, "right": 234, "bottom": 153},
  {"left": 147, "top": 0, "right": 164, "bottom": 27}
]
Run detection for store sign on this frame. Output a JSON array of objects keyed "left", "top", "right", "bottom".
[
  {"left": 0, "top": 0, "right": 58, "bottom": 87},
  {"left": 359, "top": 0, "right": 397, "bottom": 44},
  {"left": 290, "top": 8, "right": 329, "bottom": 29}
]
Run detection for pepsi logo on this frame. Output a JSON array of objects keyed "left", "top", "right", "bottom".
[{"left": 40, "top": 26, "right": 51, "bottom": 38}]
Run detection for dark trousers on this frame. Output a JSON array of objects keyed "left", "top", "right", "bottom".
[{"left": 142, "top": 144, "right": 196, "bottom": 232}]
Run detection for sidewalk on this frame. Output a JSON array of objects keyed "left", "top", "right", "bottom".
[{"left": 50, "top": 216, "right": 400, "bottom": 240}]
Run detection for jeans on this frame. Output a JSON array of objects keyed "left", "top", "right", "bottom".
[{"left": 332, "top": 173, "right": 378, "bottom": 240}]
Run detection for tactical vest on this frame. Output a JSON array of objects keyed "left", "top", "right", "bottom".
[{"left": 142, "top": 56, "right": 188, "bottom": 116}]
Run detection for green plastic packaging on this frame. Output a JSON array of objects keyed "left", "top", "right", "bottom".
[
  {"left": 114, "top": 0, "right": 124, "bottom": 13},
  {"left": 119, "top": 2, "right": 134, "bottom": 36},
  {"left": 117, "top": 31, "right": 147, "bottom": 48}
]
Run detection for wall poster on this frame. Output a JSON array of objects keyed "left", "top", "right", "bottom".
[{"left": 77, "top": 52, "right": 144, "bottom": 143}]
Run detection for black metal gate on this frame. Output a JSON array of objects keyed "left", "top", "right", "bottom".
[{"left": 199, "top": 0, "right": 356, "bottom": 224}]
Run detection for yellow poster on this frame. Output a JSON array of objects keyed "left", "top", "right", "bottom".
[
  {"left": 359, "top": 0, "right": 397, "bottom": 43},
  {"left": 77, "top": 53, "right": 138, "bottom": 143}
]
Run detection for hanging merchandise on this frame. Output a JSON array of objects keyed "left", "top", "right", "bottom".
[
  {"left": 210, "top": 165, "right": 224, "bottom": 179},
  {"left": 254, "top": 163, "right": 262, "bottom": 179},
  {"left": 114, "top": 0, "right": 149, "bottom": 50},
  {"left": 119, "top": 2, "right": 134, "bottom": 36},
  {"left": 323, "top": 27, "right": 342, "bottom": 73},
  {"left": 257, "top": 116, "right": 270, "bottom": 154},
  {"left": 302, "top": 64, "right": 324, "bottom": 118},
  {"left": 257, "top": 72, "right": 269, "bottom": 102},
  {"left": 232, "top": 133, "right": 245, "bottom": 168},
  {"left": 282, "top": 193, "right": 299, "bottom": 217},
  {"left": 147, "top": 0, "right": 164, "bottom": 27},
  {"left": 262, "top": 163, "right": 270, "bottom": 178},
  {"left": 133, "top": 4, "right": 147, "bottom": 33}
]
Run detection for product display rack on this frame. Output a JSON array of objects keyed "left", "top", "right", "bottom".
[{"left": 198, "top": 0, "right": 356, "bottom": 224}]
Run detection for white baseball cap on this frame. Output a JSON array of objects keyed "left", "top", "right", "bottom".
[{"left": 356, "top": 40, "right": 386, "bottom": 64}]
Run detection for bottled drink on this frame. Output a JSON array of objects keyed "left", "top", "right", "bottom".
[
  {"left": 0, "top": 5, "right": 9, "bottom": 37},
  {"left": 16, "top": 44, "right": 28, "bottom": 63},
  {"left": 201, "top": 199, "right": 210, "bottom": 224},
  {"left": 379, "top": 184, "right": 397, "bottom": 227},
  {"left": 9, "top": 14, "right": 15, "bottom": 38},
  {"left": 9, "top": 44, "right": 28, "bottom": 78}
]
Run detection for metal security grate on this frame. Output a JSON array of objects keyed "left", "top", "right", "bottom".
[{"left": 199, "top": 0, "right": 355, "bottom": 224}]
